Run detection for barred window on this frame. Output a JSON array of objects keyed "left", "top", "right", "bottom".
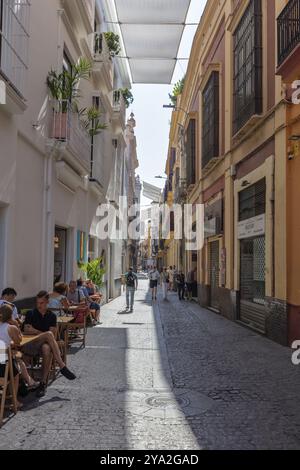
[
  {"left": 233, "top": 0, "right": 262, "bottom": 134},
  {"left": 202, "top": 71, "right": 219, "bottom": 169},
  {"left": 0, "top": 0, "right": 30, "bottom": 97},
  {"left": 186, "top": 119, "right": 196, "bottom": 187},
  {"left": 239, "top": 178, "right": 266, "bottom": 222}
]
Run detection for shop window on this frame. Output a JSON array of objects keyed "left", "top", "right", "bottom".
[{"left": 239, "top": 178, "right": 265, "bottom": 222}]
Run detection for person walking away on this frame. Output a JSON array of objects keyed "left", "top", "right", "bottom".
[
  {"left": 124, "top": 268, "right": 138, "bottom": 312},
  {"left": 161, "top": 268, "right": 170, "bottom": 301},
  {"left": 168, "top": 266, "right": 174, "bottom": 291},
  {"left": 173, "top": 266, "right": 178, "bottom": 292},
  {"left": 186, "top": 268, "right": 196, "bottom": 301},
  {"left": 149, "top": 267, "right": 160, "bottom": 301},
  {"left": 176, "top": 271, "right": 185, "bottom": 300}
]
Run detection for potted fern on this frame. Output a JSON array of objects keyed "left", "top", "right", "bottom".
[{"left": 47, "top": 57, "right": 92, "bottom": 139}]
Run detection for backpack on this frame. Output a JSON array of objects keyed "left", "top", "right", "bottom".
[{"left": 126, "top": 272, "right": 135, "bottom": 288}]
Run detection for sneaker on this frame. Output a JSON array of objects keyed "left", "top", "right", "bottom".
[
  {"left": 35, "top": 382, "right": 46, "bottom": 398},
  {"left": 60, "top": 366, "right": 76, "bottom": 380}
]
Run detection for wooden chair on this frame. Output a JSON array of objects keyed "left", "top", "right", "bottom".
[
  {"left": 66, "top": 313, "right": 87, "bottom": 349},
  {"left": 0, "top": 347, "right": 18, "bottom": 427}
]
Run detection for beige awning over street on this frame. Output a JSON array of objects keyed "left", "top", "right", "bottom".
[{"left": 114, "top": 0, "right": 191, "bottom": 84}]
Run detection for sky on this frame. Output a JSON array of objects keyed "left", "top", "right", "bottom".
[{"left": 126, "top": 0, "right": 206, "bottom": 208}]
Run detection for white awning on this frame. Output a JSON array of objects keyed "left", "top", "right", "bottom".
[
  {"left": 114, "top": 0, "right": 191, "bottom": 84},
  {"left": 143, "top": 182, "right": 162, "bottom": 202}
]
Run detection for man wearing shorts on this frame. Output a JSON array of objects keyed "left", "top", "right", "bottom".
[
  {"left": 22, "top": 291, "right": 76, "bottom": 397},
  {"left": 148, "top": 267, "right": 160, "bottom": 301}
]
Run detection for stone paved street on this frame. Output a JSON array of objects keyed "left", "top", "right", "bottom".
[{"left": 1, "top": 280, "right": 300, "bottom": 450}]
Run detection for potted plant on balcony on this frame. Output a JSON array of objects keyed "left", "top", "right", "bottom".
[
  {"left": 103, "top": 32, "right": 121, "bottom": 57},
  {"left": 120, "top": 88, "right": 134, "bottom": 108},
  {"left": 47, "top": 57, "right": 92, "bottom": 140},
  {"left": 168, "top": 76, "right": 185, "bottom": 107}
]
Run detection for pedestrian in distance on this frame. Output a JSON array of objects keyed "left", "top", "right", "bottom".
[
  {"left": 186, "top": 267, "right": 197, "bottom": 301},
  {"left": 176, "top": 270, "right": 185, "bottom": 301},
  {"left": 161, "top": 267, "right": 170, "bottom": 301},
  {"left": 173, "top": 265, "right": 178, "bottom": 292},
  {"left": 123, "top": 267, "right": 138, "bottom": 313},
  {"left": 148, "top": 266, "right": 160, "bottom": 301}
]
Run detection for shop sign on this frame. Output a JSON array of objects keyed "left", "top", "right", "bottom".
[{"left": 238, "top": 214, "right": 265, "bottom": 240}]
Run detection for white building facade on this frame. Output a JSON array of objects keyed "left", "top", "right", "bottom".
[{"left": 0, "top": 0, "right": 131, "bottom": 303}]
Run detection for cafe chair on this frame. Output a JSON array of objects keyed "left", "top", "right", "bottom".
[
  {"left": 0, "top": 347, "right": 18, "bottom": 428},
  {"left": 66, "top": 310, "right": 87, "bottom": 349}
]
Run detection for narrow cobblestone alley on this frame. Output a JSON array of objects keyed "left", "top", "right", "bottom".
[{"left": 1, "top": 281, "right": 300, "bottom": 450}]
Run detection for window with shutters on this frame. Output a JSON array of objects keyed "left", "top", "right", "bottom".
[
  {"left": 202, "top": 71, "right": 219, "bottom": 169},
  {"left": 0, "top": 0, "right": 30, "bottom": 97},
  {"left": 186, "top": 119, "right": 196, "bottom": 187},
  {"left": 239, "top": 178, "right": 266, "bottom": 222},
  {"left": 233, "top": 0, "right": 262, "bottom": 134}
]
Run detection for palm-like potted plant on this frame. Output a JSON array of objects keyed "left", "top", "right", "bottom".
[
  {"left": 79, "top": 258, "right": 106, "bottom": 291},
  {"left": 47, "top": 57, "right": 92, "bottom": 139}
]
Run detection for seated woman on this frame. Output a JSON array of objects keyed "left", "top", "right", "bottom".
[
  {"left": 48, "top": 283, "right": 70, "bottom": 316},
  {"left": 0, "top": 304, "right": 40, "bottom": 407}
]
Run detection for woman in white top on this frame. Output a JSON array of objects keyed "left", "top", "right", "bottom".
[{"left": 0, "top": 305, "right": 39, "bottom": 407}]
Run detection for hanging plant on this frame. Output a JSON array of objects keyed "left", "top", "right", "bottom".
[
  {"left": 120, "top": 88, "right": 134, "bottom": 108},
  {"left": 103, "top": 32, "right": 121, "bottom": 57}
]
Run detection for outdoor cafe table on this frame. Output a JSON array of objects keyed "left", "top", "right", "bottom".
[{"left": 20, "top": 335, "right": 40, "bottom": 347}]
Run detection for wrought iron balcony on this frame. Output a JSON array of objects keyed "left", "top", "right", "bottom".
[
  {"left": 112, "top": 90, "right": 126, "bottom": 129},
  {"left": 0, "top": 0, "right": 30, "bottom": 99},
  {"left": 278, "top": 0, "right": 300, "bottom": 66},
  {"left": 48, "top": 100, "right": 91, "bottom": 174},
  {"left": 91, "top": 33, "right": 113, "bottom": 91}
]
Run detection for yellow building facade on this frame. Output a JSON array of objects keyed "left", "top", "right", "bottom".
[{"left": 164, "top": 0, "right": 299, "bottom": 345}]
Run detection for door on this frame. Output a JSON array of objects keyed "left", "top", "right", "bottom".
[
  {"left": 54, "top": 227, "right": 67, "bottom": 284},
  {"left": 239, "top": 236, "right": 266, "bottom": 333},
  {"left": 209, "top": 240, "right": 220, "bottom": 310}
]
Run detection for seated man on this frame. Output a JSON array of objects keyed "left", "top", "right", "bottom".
[
  {"left": 0, "top": 287, "right": 21, "bottom": 327},
  {"left": 67, "top": 281, "right": 86, "bottom": 306},
  {"left": 22, "top": 291, "right": 76, "bottom": 398},
  {"left": 77, "top": 280, "right": 101, "bottom": 325}
]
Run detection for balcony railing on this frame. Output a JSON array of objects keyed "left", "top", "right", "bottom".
[
  {"left": 113, "top": 90, "right": 126, "bottom": 125},
  {"left": 49, "top": 100, "right": 91, "bottom": 170},
  {"left": 278, "top": 0, "right": 300, "bottom": 66},
  {"left": 93, "top": 33, "right": 111, "bottom": 61},
  {"left": 0, "top": 0, "right": 30, "bottom": 97}
]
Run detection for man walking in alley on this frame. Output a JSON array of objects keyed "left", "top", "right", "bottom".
[
  {"left": 123, "top": 267, "right": 138, "bottom": 313},
  {"left": 161, "top": 267, "right": 170, "bottom": 301},
  {"left": 186, "top": 267, "right": 197, "bottom": 301},
  {"left": 176, "top": 270, "right": 185, "bottom": 301},
  {"left": 148, "top": 266, "right": 160, "bottom": 301}
]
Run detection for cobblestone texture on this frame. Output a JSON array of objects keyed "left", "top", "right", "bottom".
[{"left": 1, "top": 281, "right": 300, "bottom": 450}]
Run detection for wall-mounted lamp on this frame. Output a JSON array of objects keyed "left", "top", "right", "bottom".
[
  {"left": 288, "top": 135, "right": 300, "bottom": 141},
  {"left": 241, "top": 180, "right": 250, "bottom": 188}
]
